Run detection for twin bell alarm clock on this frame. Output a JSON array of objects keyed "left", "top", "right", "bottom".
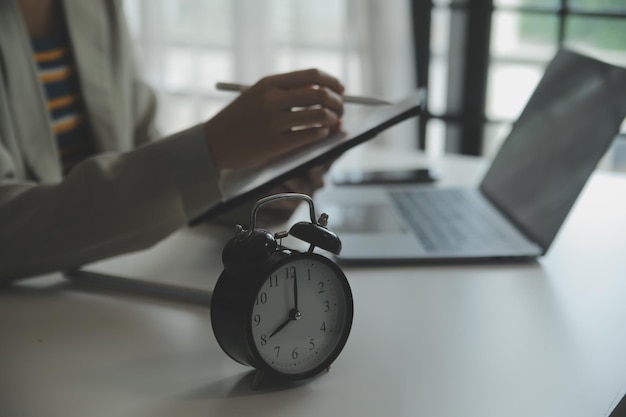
[{"left": 210, "top": 193, "right": 353, "bottom": 388}]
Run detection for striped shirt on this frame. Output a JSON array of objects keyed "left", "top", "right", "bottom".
[{"left": 31, "top": 36, "right": 94, "bottom": 174}]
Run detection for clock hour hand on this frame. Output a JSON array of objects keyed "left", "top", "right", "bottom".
[
  {"left": 269, "top": 309, "right": 302, "bottom": 338},
  {"left": 269, "top": 316, "right": 292, "bottom": 338}
]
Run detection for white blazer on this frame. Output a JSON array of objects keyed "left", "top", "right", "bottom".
[{"left": 0, "top": 0, "right": 222, "bottom": 281}]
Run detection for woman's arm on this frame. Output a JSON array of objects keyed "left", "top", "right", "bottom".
[{"left": 0, "top": 125, "right": 222, "bottom": 283}]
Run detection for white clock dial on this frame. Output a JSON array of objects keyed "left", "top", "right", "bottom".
[{"left": 250, "top": 256, "right": 351, "bottom": 375}]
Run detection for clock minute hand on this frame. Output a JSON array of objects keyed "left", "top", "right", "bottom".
[{"left": 293, "top": 273, "right": 299, "bottom": 312}]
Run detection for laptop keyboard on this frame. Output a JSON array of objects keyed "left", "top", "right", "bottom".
[{"left": 389, "top": 188, "right": 517, "bottom": 252}]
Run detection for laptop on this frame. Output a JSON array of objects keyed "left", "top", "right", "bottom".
[{"left": 315, "top": 49, "right": 626, "bottom": 263}]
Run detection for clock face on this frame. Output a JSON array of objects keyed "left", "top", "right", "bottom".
[{"left": 249, "top": 254, "right": 353, "bottom": 377}]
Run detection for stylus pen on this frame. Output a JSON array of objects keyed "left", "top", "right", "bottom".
[{"left": 216, "top": 81, "right": 392, "bottom": 106}]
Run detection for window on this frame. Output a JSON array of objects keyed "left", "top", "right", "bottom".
[
  {"left": 123, "top": 0, "right": 416, "bottom": 148},
  {"left": 415, "top": 0, "right": 626, "bottom": 170},
  {"left": 125, "top": 1, "right": 626, "bottom": 171}
]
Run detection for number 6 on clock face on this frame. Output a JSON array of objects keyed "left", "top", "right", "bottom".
[{"left": 250, "top": 254, "right": 353, "bottom": 378}]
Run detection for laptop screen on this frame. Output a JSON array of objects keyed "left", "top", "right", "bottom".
[{"left": 480, "top": 49, "right": 626, "bottom": 251}]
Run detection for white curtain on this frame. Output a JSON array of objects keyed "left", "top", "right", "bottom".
[{"left": 123, "top": 0, "right": 417, "bottom": 148}]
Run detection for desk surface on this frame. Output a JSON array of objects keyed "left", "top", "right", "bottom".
[{"left": 2, "top": 149, "right": 626, "bottom": 417}]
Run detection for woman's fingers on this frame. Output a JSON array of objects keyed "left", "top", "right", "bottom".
[
  {"left": 274, "top": 86, "right": 344, "bottom": 116},
  {"left": 271, "top": 107, "right": 340, "bottom": 133},
  {"left": 263, "top": 68, "right": 345, "bottom": 95},
  {"left": 205, "top": 68, "right": 345, "bottom": 170}
]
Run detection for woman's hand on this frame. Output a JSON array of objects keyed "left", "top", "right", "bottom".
[
  {"left": 265, "top": 163, "right": 330, "bottom": 212},
  {"left": 204, "top": 68, "right": 345, "bottom": 170},
  {"left": 209, "top": 162, "right": 334, "bottom": 228}
]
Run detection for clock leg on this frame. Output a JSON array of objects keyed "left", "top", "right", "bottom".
[{"left": 251, "top": 369, "right": 265, "bottom": 390}]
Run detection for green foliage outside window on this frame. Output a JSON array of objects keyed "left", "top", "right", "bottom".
[{"left": 518, "top": 0, "right": 626, "bottom": 51}]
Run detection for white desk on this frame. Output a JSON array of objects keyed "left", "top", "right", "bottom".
[{"left": 2, "top": 149, "right": 626, "bottom": 417}]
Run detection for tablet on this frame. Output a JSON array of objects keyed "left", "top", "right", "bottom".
[{"left": 190, "top": 89, "right": 423, "bottom": 224}]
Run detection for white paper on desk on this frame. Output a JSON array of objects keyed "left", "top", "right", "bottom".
[{"left": 218, "top": 89, "right": 423, "bottom": 202}]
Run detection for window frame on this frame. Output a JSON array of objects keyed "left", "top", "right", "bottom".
[{"left": 411, "top": 0, "right": 626, "bottom": 157}]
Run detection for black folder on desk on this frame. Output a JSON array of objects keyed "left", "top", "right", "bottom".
[{"left": 190, "top": 90, "right": 423, "bottom": 224}]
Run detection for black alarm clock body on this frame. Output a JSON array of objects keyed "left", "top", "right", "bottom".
[{"left": 210, "top": 193, "right": 353, "bottom": 383}]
